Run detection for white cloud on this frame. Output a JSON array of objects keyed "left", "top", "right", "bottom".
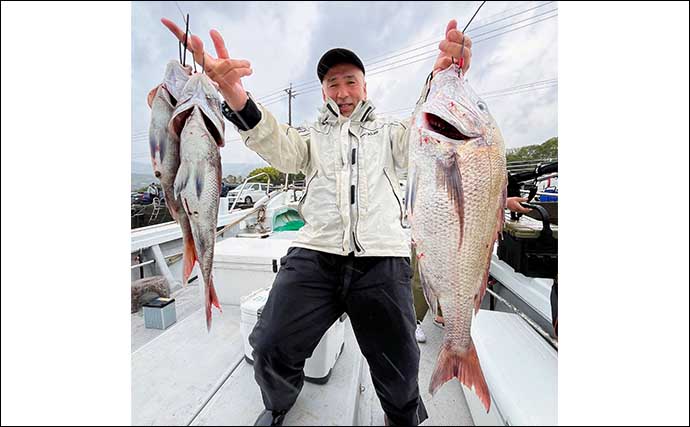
[{"left": 132, "top": 1, "right": 558, "bottom": 168}]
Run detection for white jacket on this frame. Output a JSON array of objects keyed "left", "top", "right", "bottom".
[{"left": 237, "top": 80, "right": 430, "bottom": 257}]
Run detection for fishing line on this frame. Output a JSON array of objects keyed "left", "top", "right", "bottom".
[
  {"left": 175, "top": 2, "right": 197, "bottom": 72},
  {"left": 463, "top": 0, "right": 487, "bottom": 33},
  {"left": 457, "top": 0, "right": 487, "bottom": 71}
]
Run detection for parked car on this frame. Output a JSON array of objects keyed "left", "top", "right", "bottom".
[
  {"left": 220, "top": 182, "right": 232, "bottom": 197},
  {"left": 227, "top": 182, "right": 270, "bottom": 206},
  {"left": 131, "top": 192, "right": 153, "bottom": 205}
]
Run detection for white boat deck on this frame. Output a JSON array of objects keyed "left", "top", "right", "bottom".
[
  {"left": 131, "top": 284, "right": 475, "bottom": 426},
  {"left": 131, "top": 215, "right": 556, "bottom": 426}
]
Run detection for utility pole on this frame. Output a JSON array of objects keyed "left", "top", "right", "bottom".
[{"left": 284, "top": 83, "right": 296, "bottom": 126}]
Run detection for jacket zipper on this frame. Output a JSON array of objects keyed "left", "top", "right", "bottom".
[
  {"left": 298, "top": 170, "right": 318, "bottom": 218},
  {"left": 352, "top": 105, "right": 375, "bottom": 254},
  {"left": 353, "top": 140, "right": 364, "bottom": 254},
  {"left": 383, "top": 168, "right": 404, "bottom": 228}
]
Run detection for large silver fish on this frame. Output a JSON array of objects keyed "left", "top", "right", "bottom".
[
  {"left": 147, "top": 60, "right": 198, "bottom": 287},
  {"left": 406, "top": 63, "right": 507, "bottom": 412},
  {"left": 170, "top": 73, "right": 225, "bottom": 331}
]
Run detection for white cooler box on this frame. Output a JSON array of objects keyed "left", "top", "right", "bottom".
[
  {"left": 213, "top": 238, "right": 295, "bottom": 305},
  {"left": 240, "top": 287, "right": 346, "bottom": 384}
]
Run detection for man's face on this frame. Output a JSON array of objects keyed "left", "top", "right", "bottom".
[{"left": 321, "top": 63, "right": 367, "bottom": 117}]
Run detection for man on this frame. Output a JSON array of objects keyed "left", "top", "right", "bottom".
[{"left": 162, "top": 18, "right": 472, "bottom": 426}]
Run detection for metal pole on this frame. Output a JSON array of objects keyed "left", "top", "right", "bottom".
[
  {"left": 131, "top": 259, "right": 155, "bottom": 269},
  {"left": 486, "top": 287, "right": 558, "bottom": 350},
  {"left": 284, "top": 83, "right": 296, "bottom": 126}
]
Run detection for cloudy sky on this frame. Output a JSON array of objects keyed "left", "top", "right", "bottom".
[{"left": 131, "top": 1, "right": 558, "bottom": 167}]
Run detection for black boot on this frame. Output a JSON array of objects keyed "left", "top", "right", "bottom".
[{"left": 253, "top": 409, "right": 287, "bottom": 426}]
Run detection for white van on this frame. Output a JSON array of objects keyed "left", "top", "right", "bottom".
[{"left": 227, "top": 182, "right": 270, "bottom": 206}]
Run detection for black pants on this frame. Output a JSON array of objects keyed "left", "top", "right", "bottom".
[{"left": 248, "top": 247, "right": 429, "bottom": 426}]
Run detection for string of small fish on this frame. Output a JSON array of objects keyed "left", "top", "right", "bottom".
[{"left": 146, "top": 13, "right": 223, "bottom": 332}]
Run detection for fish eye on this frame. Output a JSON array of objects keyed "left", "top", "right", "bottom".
[{"left": 477, "top": 101, "right": 488, "bottom": 112}]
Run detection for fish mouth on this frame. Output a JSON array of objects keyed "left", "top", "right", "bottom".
[{"left": 423, "top": 112, "right": 475, "bottom": 141}]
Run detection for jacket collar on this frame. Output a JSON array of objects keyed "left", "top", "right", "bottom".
[{"left": 319, "top": 98, "right": 376, "bottom": 125}]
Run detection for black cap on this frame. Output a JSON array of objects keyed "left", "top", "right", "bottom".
[{"left": 317, "top": 48, "right": 366, "bottom": 82}]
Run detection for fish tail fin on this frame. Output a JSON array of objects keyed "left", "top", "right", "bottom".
[
  {"left": 429, "top": 341, "right": 491, "bottom": 413},
  {"left": 205, "top": 276, "right": 223, "bottom": 332},
  {"left": 210, "top": 277, "right": 222, "bottom": 312},
  {"left": 182, "top": 229, "right": 197, "bottom": 286}
]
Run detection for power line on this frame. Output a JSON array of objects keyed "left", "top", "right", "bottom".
[
  {"left": 252, "top": 2, "right": 558, "bottom": 101},
  {"left": 376, "top": 78, "right": 558, "bottom": 116},
  {"left": 145, "top": 5, "right": 558, "bottom": 116},
  {"left": 255, "top": 10, "right": 558, "bottom": 103},
  {"left": 359, "top": 1, "right": 551, "bottom": 65},
  {"left": 483, "top": 84, "right": 557, "bottom": 100},
  {"left": 132, "top": 82, "right": 557, "bottom": 160},
  {"left": 133, "top": 5, "right": 557, "bottom": 137},
  {"left": 480, "top": 79, "right": 558, "bottom": 96}
]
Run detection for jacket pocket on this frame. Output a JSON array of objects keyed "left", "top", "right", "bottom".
[
  {"left": 297, "top": 170, "right": 318, "bottom": 218},
  {"left": 383, "top": 167, "right": 404, "bottom": 228}
]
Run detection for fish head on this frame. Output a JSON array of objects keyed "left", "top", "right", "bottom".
[
  {"left": 414, "top": 63, "right": 503, "bottom": 156},
  {"left": 170, "top": 73, "right": 225, "bottom": 147},
  {"left": 163, "top": 60, "right": 193, "bottom": 105}
]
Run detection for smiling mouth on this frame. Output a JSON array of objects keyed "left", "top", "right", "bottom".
[
  {"left": 338, "top": 103, "right": 354, "bottom": 111},
  {"left": 423, "top": 112, "right": 473, "bottom": 140}
]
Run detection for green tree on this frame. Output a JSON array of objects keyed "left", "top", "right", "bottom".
[
  {"left": 506, "top": 137, "right": 558, "bottom": 162},
  {"left": 246, "top": 166, "right": 305, "bottom": 186},
  {"left": 247, "top": 166, "right": 281, "bottom": 185},
  {"left": 224, "top": 174, "right": 241, "bottom": 184}
]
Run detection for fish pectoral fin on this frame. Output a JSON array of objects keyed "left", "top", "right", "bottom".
[
  {"left": 175, "top": 160, "right": 208, "bottom": 202},
  {"left": 173, "top": 163, "right": 190, "bottom": 201},
  {"left": 418, "top": 264, "right": 440, "bottom": 318},
  {"left": 437, "top": 154, "right": 465, "bottom": 247}
]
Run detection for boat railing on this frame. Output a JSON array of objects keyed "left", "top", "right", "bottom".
[{"left": 229, "top": 172, "right": 272, "bottom": 212}]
